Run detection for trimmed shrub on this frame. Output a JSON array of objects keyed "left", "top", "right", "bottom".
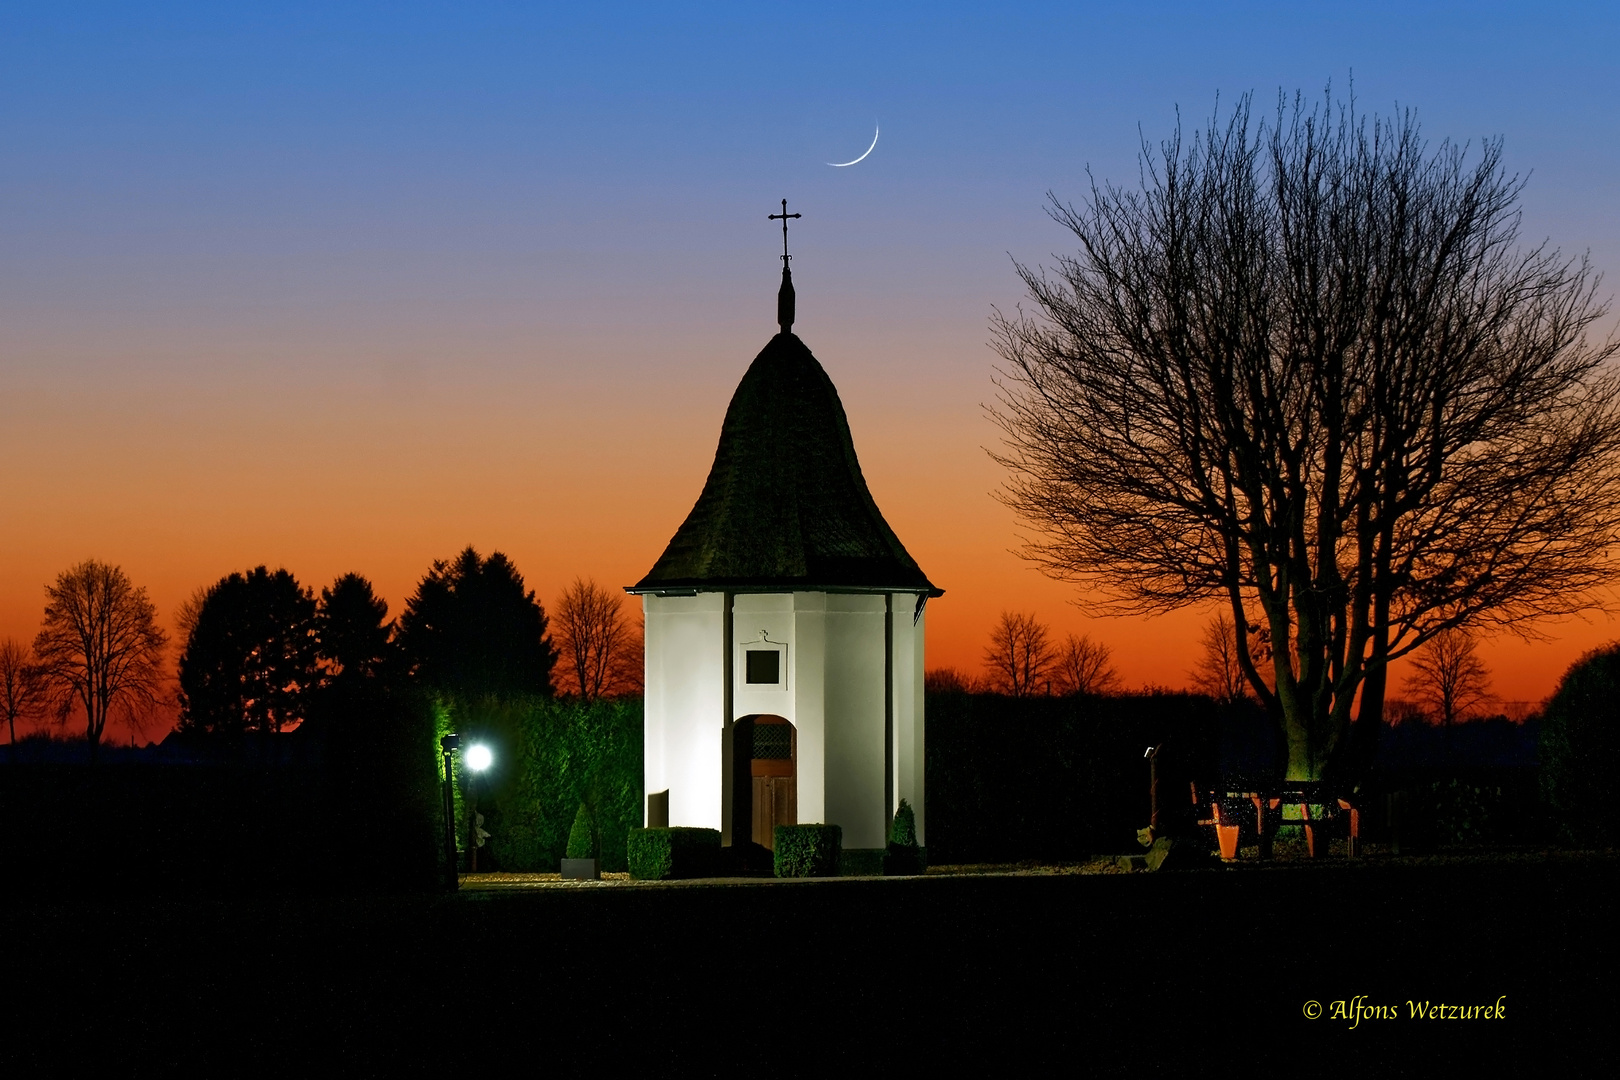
[
  {"left": 887, "top": 799, "right": 926, "bottom": 874},
  {"left": 626, "top": 826, "right": 720, "bottom": 880},
  {"left": 1540, "top": 643, "right": 1620, "bottom": 846},
  {"left": 774, "top": 823, "right": 841, "bottom": 877},
  {"left": 566, "top": 802, "right": 597, "bottom": 860},
  {"left": 885, "top": 798, "right": 925, "bottom": 875},
  {"left": 888, "top": 798, "right": 918, "bottom": 846}
]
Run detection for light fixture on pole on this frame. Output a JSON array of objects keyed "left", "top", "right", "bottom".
[
  {"left": 439, "top": 734, "right": 461, "bottom": 892},
  {"left": 464, "top": 742, "right": 494, "bottom": 873}
]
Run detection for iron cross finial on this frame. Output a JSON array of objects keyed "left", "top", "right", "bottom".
[{"left": 768, "top": 198, "right": 801, "bottom": 264}]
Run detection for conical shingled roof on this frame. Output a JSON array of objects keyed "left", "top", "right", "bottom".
[{"left": 631, "top": 332, "right": 941, "bottom": 596}]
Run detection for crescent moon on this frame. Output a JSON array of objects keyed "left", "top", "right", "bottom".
[{"left": 828, "top": 125, "right": 880, "bottom": 167}]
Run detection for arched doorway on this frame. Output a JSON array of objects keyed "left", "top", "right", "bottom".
[{"left": 733, "top": 714, "right": 796, "bottom": 850}]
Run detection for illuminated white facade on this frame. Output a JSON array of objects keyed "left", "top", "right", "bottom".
[
  {"left": 629, "top": 279, "right": 940, "bottom": 857},
  {"left": 640, "top": 589, "right": 927, "bottom": 851}
]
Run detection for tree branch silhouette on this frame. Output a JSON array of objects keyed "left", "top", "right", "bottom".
[
  {"left": 32, "top": 560, "right": 168, "bottom": 758},
  {"left": 1, "top": 638, "right": 45, "bottom": 757},
  {"left": 983, "top": 611, "right": 1056, "bottom": 697},
  {"left": 991, "top": 89, "right": 1620, "bottom": 779},
  {"left": 554, "top": 577, "right": 641, "bottom": 702},
  {"left": 1402, "top": 626, "right": 1494, "bottom": 728}
]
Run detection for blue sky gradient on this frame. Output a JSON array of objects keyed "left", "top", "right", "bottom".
[{"left": 4, "top": 2, "right": 1617, "bottom": 721}]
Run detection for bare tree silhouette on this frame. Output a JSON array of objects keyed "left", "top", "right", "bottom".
[
  {"left": 983, "top": 611, "right": 1056, "bottom": 697},
  {"left": 1, "top": 638, "right": 44, "bottom": 756},
  {"left": 1052, "top": 633, "right": 1120, "bottom": 696},
  {"left": 991, "top": 90, "right": 1620, "bottom": 779},
  {"left": 1189, "top": 612, "right": 1249, "bottom": 704},
  {"left": 172, "top": 584, "right": 209, "bottom": 645},
  {"left": 553, "top": 578, "right": 641, "bottom": 701},
  {"left": 32, "top": 560, "right": 168, "bottom": 757},
  {"left": 1402, "top": 626, "right": 1494, "bottom": 728},
  {"left": 924, "top": 667, "right": 983, "bottom": 694},
  {"left": 1383, "top": 698, "right": 1429, "bottom": 728}
]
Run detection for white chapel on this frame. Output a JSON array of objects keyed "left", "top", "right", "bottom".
[{"left": 628, "top": 214, "right": 941, "bottom": 860}]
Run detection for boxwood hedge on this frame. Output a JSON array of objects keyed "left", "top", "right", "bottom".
[
  {"left": 627, "top": 826, "right": 720, "bottom": 879},
  {"left": 773, "top": 823, "right": 842, "bottom": 877}
]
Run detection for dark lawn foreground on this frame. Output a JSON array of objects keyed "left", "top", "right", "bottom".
[{"left": 2, "top": 853, "right": 1611, "bottom": 1074}]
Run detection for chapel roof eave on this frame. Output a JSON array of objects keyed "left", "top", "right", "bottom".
[
  {"left": 631, "top": 330, "right": 941, "bottom": 598},
  {"left": 625, "top": 581, "right": 945, "bottom": 598}
]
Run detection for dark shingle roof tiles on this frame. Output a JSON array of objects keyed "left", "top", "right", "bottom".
[{"left": 631, "top": 332, "right": 941, "bottom": 596}]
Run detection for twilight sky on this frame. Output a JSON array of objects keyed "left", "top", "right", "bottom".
[{"left": 4, "top": 2, "right": 1619, "bottom": 740}]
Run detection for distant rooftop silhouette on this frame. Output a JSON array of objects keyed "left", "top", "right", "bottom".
[{"left": 630, "top": 330, "right": 941, "bottom": 596}]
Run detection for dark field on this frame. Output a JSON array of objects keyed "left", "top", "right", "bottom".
[{"left": 3, "top": 855, "right": 1610, "bottom": 1074}]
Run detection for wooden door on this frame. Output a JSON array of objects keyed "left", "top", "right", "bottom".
[{"left": 749, "top": 716, "right": 796, "bottom": 849}]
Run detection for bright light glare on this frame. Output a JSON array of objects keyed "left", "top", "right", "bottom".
[{"left": 465, "top": 743, "right": 493, "bottom": 772}]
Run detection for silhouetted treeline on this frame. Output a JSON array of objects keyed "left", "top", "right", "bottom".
[
  {"left": 177, "top": 548, "right": 556, "bottom": 736},
  {"left": 925, "top": 690, "right": 1547, "bottom": 863},
  {"left": 0, "top": 622, "right": 1572, "bottom": 897},
  {"left": 0, "top": 545, "right": 574, "bottom": 895}
]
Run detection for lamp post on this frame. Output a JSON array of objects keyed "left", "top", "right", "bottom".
[
  {"left": 464, "top": 742, "right": 494, "bottom": 873},
  {"left": 439, "top": 734, "right": 460, "bottom": 892},
  {"left": 1145, "top": 744, "right": 1161, "bottom": 834}
]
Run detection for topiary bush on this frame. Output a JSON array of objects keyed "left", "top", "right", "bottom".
[
  {"left": 566, "top": 802, "right": 597, "bottom": 860},
  {"left": 885, "top": 798, "right": 926, "bottom": 875},
  {"left": 1540, "top": 644, "right": 1620, "bottom": 846},
  {"left": 774, "top": 823, "right": 842, "bottom": 877},
  {"left": 889, "top": 798, "right": 918, "bottom": 847},
  {"left": 626, "top": 826, "right": 720, "bottom": 880}
]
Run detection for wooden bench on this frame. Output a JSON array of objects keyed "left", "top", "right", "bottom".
[{"left": 1195, "top": 785, "right": 1360, "bottom": 861}]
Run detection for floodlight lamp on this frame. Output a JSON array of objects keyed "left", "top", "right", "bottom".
[{"left": 465, "top": 743, "right": 494, "bottom": 772}]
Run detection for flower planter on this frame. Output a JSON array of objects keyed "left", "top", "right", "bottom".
[
  {"left": 884, "top": 843, "right": 926, "bottom": 876},
  {"left": 560, "top": 858, "right": 600, "bottom": 881},
  {"left": 1212, "top": 802, "right": 1241, "bottom": 861}
]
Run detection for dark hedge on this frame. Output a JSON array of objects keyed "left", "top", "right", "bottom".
[
  {"left": 924, "top": 690, "right": 1224, "bottom": 864},
  {"left": 0, "top": 687, "right": 444, "bottom": 896},
  {"left": 627, "top": 827, "right": 720, "bottom": 879},
  {"left": 437, "top": 696, "right": 641, "bottom": 873},
  {"left": 1540, "top": 644, "right": 1620, "bottom": 845},
  {"left": 774, "top": 823, "right": 842, "bottom": 877}
]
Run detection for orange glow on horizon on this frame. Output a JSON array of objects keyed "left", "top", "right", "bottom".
[{"left": 4, "top": 328, "right": 1615, "bottom": 747}]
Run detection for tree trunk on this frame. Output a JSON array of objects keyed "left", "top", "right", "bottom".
[{"left": 1283, "top": 716, "right": 1320, "bottom": 781}]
